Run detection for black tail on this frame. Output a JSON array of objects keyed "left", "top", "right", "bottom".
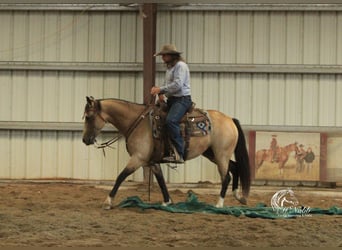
[{"left": 232, "top": 118, "right": 251, "bottom": 198}]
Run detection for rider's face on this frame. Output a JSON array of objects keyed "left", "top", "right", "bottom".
[{"left": 161, "top": 54, "right": 172, "bottom": 63}]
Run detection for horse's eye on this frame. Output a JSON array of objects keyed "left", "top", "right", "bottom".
[{"left": 85, "top": 115, "right": 95, "bottom": 122}]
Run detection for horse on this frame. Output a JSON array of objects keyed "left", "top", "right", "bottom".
[
  {"left": 82, "top": 96, "right": 251, "bottom": 209},
  {"left": 255, "top": 142, "right": 298, "bottom": 175}
]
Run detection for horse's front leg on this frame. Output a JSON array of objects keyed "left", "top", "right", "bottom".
[
  {"left": 103, "top": 166, "right": 137, "bottom": 210},
  {"left": 278, "top": 162, "right": 285, "bottom": 176},
  {"left": 151, "top": 164, "right": 172, "bottom": 206}
]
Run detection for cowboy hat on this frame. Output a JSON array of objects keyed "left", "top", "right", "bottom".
[{"left": 154, "top": 44, "right": 182, "bottom": 56}]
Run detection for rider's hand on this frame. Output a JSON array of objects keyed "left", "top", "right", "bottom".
[
  {"left": 158, "top": 94, "right": 166, "bottom": 102},
  {"left": 150, "top": 86, "right": 161, "bottom": 96}
]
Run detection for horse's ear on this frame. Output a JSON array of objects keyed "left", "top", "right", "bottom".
[
  {"left": 86, "top": 96, "right": 91, "bottom": 104},
  {"left": 86, "top": 96, "right": 95, "bottom": 105}
]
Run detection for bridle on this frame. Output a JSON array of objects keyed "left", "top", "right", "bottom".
[
  {"left": 85, "top": 97, "right": 155, "bottom": 151},
  {"left": 83, "top": 101, "right": 121, "bottom": 150}
]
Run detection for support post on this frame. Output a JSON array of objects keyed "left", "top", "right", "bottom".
[
  {"left": 142, "top": 3, "right": 157, "bottom": 105},
  {"left": 142, "top": 3, "right": 157, "bottom": 183}
]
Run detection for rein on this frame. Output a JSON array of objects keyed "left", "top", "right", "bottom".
[
  {"left": 94, "top": 133, "right": 123, "bottom": 149},
  {"left": 123, "top": 103, "right": 154, "bottom": 141},
  {"left": 94, "top": 97, "right": 156, "bottom": 151}
]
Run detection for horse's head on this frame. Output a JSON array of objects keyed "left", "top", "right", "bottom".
[
  {"left": 284, "top": 142, "right": 298, "bottom": 152},
  {"left": 82, "top": 96, "right": 106, "bottom": 145}
]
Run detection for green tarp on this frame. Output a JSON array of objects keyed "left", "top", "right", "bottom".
[{"left": 118, "top": 191, "right": 342, "bottom": 219}]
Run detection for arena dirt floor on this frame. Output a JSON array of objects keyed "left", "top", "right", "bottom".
[{"left": 0, "top": 180, "right": 341, "bottom": 247}]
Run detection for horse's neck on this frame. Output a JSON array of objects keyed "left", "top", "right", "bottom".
[
  {"left": 101, "top": 99, "right": 146, "bottom": 134},
  {"left": 284, "top": 144, "right": 295, "bottom": 152}
]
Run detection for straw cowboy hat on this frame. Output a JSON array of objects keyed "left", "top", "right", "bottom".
[{"left": 154, "top": 44, "right": 182, "bottom": 56}]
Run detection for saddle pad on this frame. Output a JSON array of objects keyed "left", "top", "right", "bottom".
[
  {"left": 151, "top": 107, "right": 211, "bottom": 139},
  {"left": 180, "top": 116, "right": 210, "bottom": 137}
]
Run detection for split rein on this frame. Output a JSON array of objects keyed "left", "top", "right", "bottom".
[{"left": 94, "top": 99, "right": 156, "bottom": 155}]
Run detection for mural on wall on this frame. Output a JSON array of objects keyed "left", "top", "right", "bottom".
[{"left": 254, "top": 131, "right": 321, "bottom": 181}]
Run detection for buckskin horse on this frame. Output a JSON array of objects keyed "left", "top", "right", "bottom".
[{"left": 82, "top": 96, "right": 251, "bottom": 209}]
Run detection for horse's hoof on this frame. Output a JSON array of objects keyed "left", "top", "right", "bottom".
[
  {"left": 238, "top": 197, "right": 247, "bottom": 205},
  {"left": 102, "top": 204, "right": 113, "bottom": 210},
  {"left": 162, "top": 199, "right": 172, "bottom": 206},
  {"left": 215, "top": 197, "right": 225, "bottom": 208},
  {"left": 103, "top": 196, "right": 113, "bottom": 210}
]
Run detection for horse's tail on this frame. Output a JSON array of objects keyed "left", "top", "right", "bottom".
[{"left": 232, "top": 118, "right": 251, "bottom": 198}]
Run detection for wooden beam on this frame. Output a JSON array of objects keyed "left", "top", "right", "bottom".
[
  {"left": 142, "top": 3, "right": 157, "bottom": 105},
  {"left": 142, "top": 3, "right": 157, "bottom": 183}
]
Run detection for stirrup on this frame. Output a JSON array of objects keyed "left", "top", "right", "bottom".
[
  {"left": 163, "top": 144, "right": 184, "bottom": 163},
  {"left": 162, "top": 155, "right": 184, "bottom": 164}
]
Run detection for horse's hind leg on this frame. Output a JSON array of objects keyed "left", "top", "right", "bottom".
[
  {"left": 151, "top": 164, "right": 172, "bottom": 205},
  {"left": 216, "top": 167, "right": 231, "bottom": 208},
  {"left": 229, "top": 160, "right": 247, "bottom": 205},
  {"left": 217, "top": 160, "right": 247, "bottom": 207},
  {"left": 215, "top": 158, "right": 232, "bottom": 208}
]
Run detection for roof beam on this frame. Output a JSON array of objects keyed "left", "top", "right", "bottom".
[{"left": 0, "top": 3, "right": 342, "bottom": 11}]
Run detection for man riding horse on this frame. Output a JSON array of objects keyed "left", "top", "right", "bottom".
[{"left": 150, "top": 44, "right": 192, "bottom": 163}]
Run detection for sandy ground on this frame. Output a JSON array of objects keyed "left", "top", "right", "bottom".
[{"left": 0, "top": 181, "right": 342, "bottom": 247}]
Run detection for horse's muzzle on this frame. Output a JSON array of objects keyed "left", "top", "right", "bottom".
[{"left": 82, "top": 137, "right": 95, "bottom": 145}]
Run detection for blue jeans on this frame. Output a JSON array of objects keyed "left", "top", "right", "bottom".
[{"left": 165, "top": 96, "right": 192, "bottom": 158}]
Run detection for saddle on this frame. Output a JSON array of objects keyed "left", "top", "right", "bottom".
[{"left": 150, "top": 101, "right": 211, "bottom": 162}]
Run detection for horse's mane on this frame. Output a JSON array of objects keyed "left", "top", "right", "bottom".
[{"left": 98, "top": 98, "right": 146, "bottom": 108}]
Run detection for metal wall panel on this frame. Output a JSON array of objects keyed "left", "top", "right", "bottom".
[
  {"left": 320, "top": 12, "right": 337, "bottom": 65},
  {"left": 0, "top": 13, "right": 12, "bottom": 61},
  {"left": 302, "top": 75, "right": 319, "bottom": 126},
  {"left": 269, "top": 12, "right": 286, "bottom": 64},
  {"left": 338, "top": 13, "right": 342, "bottom": 65},
  {"left": 158, "top": 10, "right": 342, "bottom": 66},
  {"left": 327, "top": 137, "right": 342, "bottom": 181},
  {"left": 0, "top": 11, "right": 141, "bottom": 63},
  {"left": 251, "top": 74, "right": 269, "bottom": 124},
  {"left": 0, "top": 70, "right": 145, "bottom": 181},
  {"left": 0, "top": 9, "right": 340, "bottom": 66},
  {"left": 0, "top": 129, "right": 143, "bottom": 181},
  {"left": 204, "top": 12, "right": 220, "bottom": 63},
  {"left": 253, "top": 12, "right": 269, "bottom": 64},
  {"left": 303, "top": 12, "right": 320, "bottom": 64},
  {"left": 0, "top": 7, "right": 341, "bottom": 184},
  {"left": 220, "top": 12, "right": 237, "bottom": 63},
  {"left": 319, "top": 76, "right": 337, "bottom": 126},
  {"left": 0, "top": 131, "right": 10, "bottom": 178},
  {"left": 187, "top": 12, "right": 203, "bottom": 63}
]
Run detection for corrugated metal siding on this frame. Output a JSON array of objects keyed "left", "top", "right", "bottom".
[
  {"left": 0, "top": 130, "right": 144, "bottom": 181},
  {"left": 0, "top": 71, "right": 145, "bottom": 181},
  {"left": 0, "top": 71, "right": 146, "bottom": 122},
  {"left": 0, "top": 11, "right": 141, "bottom": 62},
  {"left": 0, "top": 8, "right": 341, "bottom": 183},
  {"left": 166, "top": 72, "right": 341, "bottom": 127}
]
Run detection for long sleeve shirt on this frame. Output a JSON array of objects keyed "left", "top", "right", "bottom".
[{"left": 159, "top": 61, "right": 191, "bottom": 98}]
